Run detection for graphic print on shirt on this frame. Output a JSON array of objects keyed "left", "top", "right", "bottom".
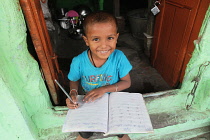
[{"left": 82, "top": 74, "right": 113, "bottom": 92}]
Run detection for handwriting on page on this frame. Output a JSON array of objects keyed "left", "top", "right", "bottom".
[
  {"left": 108, "top": 93, "right": 153, "bottom": 134},
  {"left": 62, "top": 94, "right": 109, "bottom": 133}
]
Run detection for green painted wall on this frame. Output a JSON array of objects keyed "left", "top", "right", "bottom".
[
  {"left": 0, "top": 0, "right": 209, "bottom": 139},
  {"left": 181, "top": 7, "right": 210, "bottom": 111},
  {"left": 0, "top": 0, "right": 66, "bottom": 139}
]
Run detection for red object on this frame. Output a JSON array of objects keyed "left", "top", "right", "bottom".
[{"left": 66, "top": 10, "right": 79, "bottom": 17}]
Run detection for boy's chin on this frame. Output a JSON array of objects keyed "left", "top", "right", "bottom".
[{"left": 98, "top": 56, "right": 109, "bottom": 60}]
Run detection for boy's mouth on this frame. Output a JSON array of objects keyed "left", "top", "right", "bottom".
[{"left": 97, "top": 50, "right": 110, "bottom": 54}]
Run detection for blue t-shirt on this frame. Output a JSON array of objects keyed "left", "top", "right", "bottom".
[{"left": 68, "top": 49, "right": 132, "bottom": 92}]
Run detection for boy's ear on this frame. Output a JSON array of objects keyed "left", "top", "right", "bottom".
[
  {"left": 116, "top": 33, "right": 119, "bottom": 43},
  {"left": 116, "top": 33, "right": 119, "bottom": 39},
  {"left": 82, "top": 35, "right": 89, "bottom": 46}
]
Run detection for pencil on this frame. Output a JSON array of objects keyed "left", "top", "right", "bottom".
[{"left": 54, "top": 79, "right": 77, "bottom": 104}]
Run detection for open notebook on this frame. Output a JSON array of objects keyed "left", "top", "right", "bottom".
[{"left": 62, "top": 92, "right": 153, "bottom": 135}]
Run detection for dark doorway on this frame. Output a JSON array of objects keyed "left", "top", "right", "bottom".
[
  {"left": 25, "top": 0, "right": 173, "bottom": 105},
  {"left": 47, "top": 0, "right": 172, "bottom": 96}
]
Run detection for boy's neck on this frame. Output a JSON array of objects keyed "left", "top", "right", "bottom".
[{"left": 88, "top": 50, "right": 108, "bottom": 68}]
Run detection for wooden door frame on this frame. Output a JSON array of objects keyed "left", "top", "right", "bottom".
[
  {"left": 179, "top": 0, "right": 210, "bottom": 82},
  {"left": 19, "top": 0, "right": 63, "bottom": 105}
]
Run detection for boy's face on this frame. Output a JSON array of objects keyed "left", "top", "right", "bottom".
[{"left": 83, "top": 22, "right": 119, "bottom": 60}]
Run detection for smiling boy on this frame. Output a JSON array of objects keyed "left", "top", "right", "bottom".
[{"left": 66, "top": 11, "right": 132, "bottom": 140}]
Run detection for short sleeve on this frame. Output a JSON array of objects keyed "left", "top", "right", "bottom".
[
  {"left": 68, "top": 57, "right": 81, "bottom": 81},
  {"left": 117, "top": 51, "right": 132, "bottom": 78}
]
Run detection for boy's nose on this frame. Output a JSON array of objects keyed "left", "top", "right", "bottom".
[{"left": 100, "top": 39, "right": 108, "bottom": 48}]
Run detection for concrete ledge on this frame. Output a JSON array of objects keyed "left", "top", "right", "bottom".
[{"left": 42, "top": 103, "right": 210, "bottom": 139}]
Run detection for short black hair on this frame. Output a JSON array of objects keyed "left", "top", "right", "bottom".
[{"left": 83, "top": 11, "right": 118, "bottom": 36}]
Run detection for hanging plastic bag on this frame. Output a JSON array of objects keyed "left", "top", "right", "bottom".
[{"left": 40, "top": 0, "right": 55, "bottom": 31}]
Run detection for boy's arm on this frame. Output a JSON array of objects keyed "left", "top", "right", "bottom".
[
  {"left": 66, "top": 80, "right": 79, "bottom": 109},
  {"left": 69, "top": 80, "right": 79, "bottom": 93},
  {"left": 109, "top": 73, "right": 131, "bottom": 92},
  {"left": 83, "top": 73, "right": 131, "bottom": 102}
]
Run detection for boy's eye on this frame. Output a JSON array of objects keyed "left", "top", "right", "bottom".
[
  {"left": 108, "top": 37, "right": 114, "bottom": 40},
  {"left": 92, "top": 38, "right": 99, "bottom": 41}
]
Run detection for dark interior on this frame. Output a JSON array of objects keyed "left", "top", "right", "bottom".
[{"left": 27, "top": 0, "right": 172, "bottom": 105}]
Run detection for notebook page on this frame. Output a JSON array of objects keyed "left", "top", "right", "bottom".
[
  {"left": 106, "top": 92, "right": 153, "bottom": 135},
  {"left": 62, "top": 93, "right": 109, "bottom": 133}
]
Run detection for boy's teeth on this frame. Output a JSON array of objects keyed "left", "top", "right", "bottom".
[{"left": 98, "top": 50, "right": 108, "bottom": 53}]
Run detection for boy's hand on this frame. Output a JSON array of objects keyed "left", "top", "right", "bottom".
[
  {"left": 66, "top": 93, "right": 79, "bottom": 109},
  {"left": 83, "top": 88, "right": 105, "bottom": 102}
]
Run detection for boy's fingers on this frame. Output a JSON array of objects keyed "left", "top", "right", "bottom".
[
  {"left": 84, "top": 93, "right": 100, "bottom": 102},
  {"left": 66, "top": 98, "right": 79, "bottom": 109},
  {"left": 89, "top": 95, "right": 98, "bottom": 102},
  {"left": 84, "top": 92, "right": 95, "bottom": 102},
  {"left": 67, "top": 103, "right": 78, "bottom": 109},
  {"left": 83, "top": 92, "right": 91, "bottom": 101},
  {"left": 66, "top": 98, "right": 70, "bottom": 104},
  {"left": 68, "top": 105, "right": 78, "bottom": 109}
]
